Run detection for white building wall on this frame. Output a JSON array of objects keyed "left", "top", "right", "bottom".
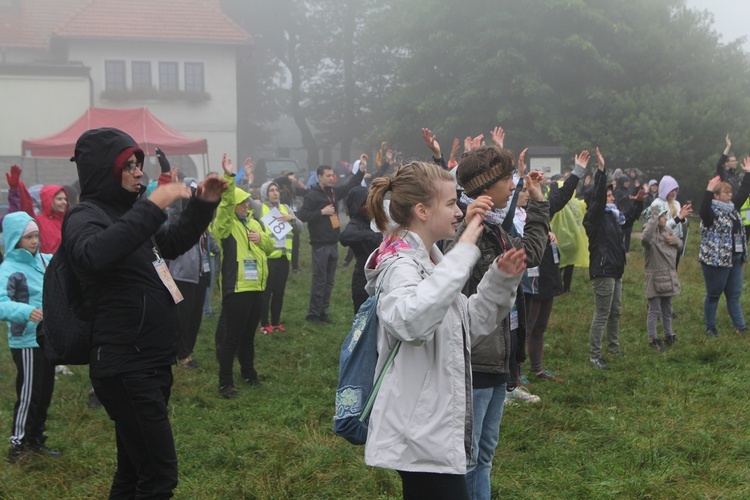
[
  {"left": 66, "top": 40, "right": 239, "bottom": 165},
  {"left": 0, "top": 75, "right": 90, "bottom": 156}
]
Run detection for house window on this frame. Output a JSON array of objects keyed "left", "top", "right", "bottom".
[
  {"left": 159, "top": 62, "right": 179, "bottom": 91},
  {"left": 104, "top": 60, "right": 126, "bottom": 90},
  {"left": 185, "top": 62, "right": 205, "bottom": 93},
  {"left": 132, "top": 61, "right": 152, "bottom": 89}
]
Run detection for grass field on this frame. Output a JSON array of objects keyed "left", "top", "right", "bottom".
[{"left": 1, "top": 223, "right": 750, "bottom": 498}]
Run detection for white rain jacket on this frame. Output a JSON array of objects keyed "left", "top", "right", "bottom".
[{"left": 363, "top": 231, "right": 521, "bottom": 473}]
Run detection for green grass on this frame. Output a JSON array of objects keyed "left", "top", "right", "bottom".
[{"left": 2, "top": 226, "right": 750, "bottom": 498}]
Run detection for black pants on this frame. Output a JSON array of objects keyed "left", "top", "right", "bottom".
[
  {"left": 92, "top": 366, "right": 177, "bottom": 499},
  {"left": 10, "top": 347, "right": 55, "bottom": 446},
  {"left": 216, "top": 291, "right": 263, "bottom": 387},
  {"left": 261, "top": 258, "right": 290, "bottom": 327},
  {"left": 560, "top": 265, "right": 574, "bottom": 293},
  {"left": 397, "top": 471, "right": 469, "bottom": 500},
  {"left": 175, "top": 275, "right": 210, "bottom": 360}
]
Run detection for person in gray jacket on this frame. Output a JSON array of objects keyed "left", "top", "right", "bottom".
[{"left": 642, "top": 204, "right": 682, "bottom": 351}]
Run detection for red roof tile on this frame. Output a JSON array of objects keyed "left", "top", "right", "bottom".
[
  {"left": 54, "top": 0, "right": 250, "bottom": 43},
  {"left": 0, "top": 0, "right": 89, "bottom": 48},
  {"left": 0, "top": 0, "right": 249, "bottom": 49}
]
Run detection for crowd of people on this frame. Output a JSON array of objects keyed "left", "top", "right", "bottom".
[{"left": 1, "top": 125, "right": 749, "bottom": 499}]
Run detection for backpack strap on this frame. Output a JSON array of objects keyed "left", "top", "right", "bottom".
[{"left": 359, "top": 257, "right": 402, "bottom": 423}]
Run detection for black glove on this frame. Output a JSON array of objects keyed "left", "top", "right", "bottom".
[{"left": 155, "top": 147, "right": 171, "bottom": 174}]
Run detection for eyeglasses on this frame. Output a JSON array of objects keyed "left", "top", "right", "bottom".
[{"left": 123, "top": 161, "right": 143, "bottom": 175}]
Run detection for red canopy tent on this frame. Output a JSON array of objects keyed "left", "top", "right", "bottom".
[{"left": 22, "top": 107, "right": 209, "bottom": 174}]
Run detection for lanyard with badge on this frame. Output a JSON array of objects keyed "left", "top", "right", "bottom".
[
  {"left": 322, "top": 186, "right": 339, "bottom": 229},
  {"left": 151, "top": 237, "right": 184, "bottom": 303}
]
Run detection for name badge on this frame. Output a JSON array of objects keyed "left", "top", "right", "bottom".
[
  {"left": 244, "top": 259, "right": 259, "bottom": 281},
  {"left": 734, "top": 234, "right": 744, "bottom": 253},
  {"left": 330, "top": 214, "right": 340, "bottom": 229},
  {"left": 153, "top": 259, "right": 184, "bottom": 304},
  {"left": 527, "top": 266, "right": 540, "bottom": 277},
  {"left": 551, "top": 242, "right": 560, "bottom": 264},
  {"left": 510, "top": 303, "right": 519, "bottom": 331},
  {"left": 201, "top": 252, "right": 211, "bottom": 274}
]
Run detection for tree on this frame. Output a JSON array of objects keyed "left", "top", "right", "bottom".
[{"left": 368, "top": 0, "right": 750, "bottom": 200}]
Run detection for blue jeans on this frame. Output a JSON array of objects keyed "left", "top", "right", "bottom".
[
  {"left": 465, "top": 384, "right": 506, "bottom": 500},
  {"left": 702, "top": 260, "right": 746, "bottom": 330}
]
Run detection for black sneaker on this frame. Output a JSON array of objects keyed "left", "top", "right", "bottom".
[
  {"left": 28, "top": 443, "right": 61, "bottom": 458},
  {"left": 649, "top": 338, "right": 665, "bottom": 352},
  {"left": 219, "top": 386, "right": 239, "bottom": 399},
  {"left": 245, "top": 378, "right": 262, "bottom": 387},
  {"left": 589, "top": 358, "right": 609, "bottom": 370},
  {"left": 320, "top": 315, "right": 335, "bottom": 325},
  {"left": 735, "top": 328, "right": 750, "bottom": 335},
  {"left": 8, "top": 444, "right": 27, "bottom": 463},
  {"left": 306, "top": 316, "right": 324, "bottom": 325},
  {"left": 705, "top": 328, "right": 721, "bottom": 338},
  {"left": 664, "top": 334, "right": 677, "bottom": 346}
]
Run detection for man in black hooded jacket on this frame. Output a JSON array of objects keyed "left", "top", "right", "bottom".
[{"left": 64, "top": 128, "right": 226, "bottom": 498}]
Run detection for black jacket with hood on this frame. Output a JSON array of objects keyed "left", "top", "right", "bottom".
[
  {"left": 63, "top": 128, "right": 218, "bottom": 377},
  {"left": 339, "top": 186, "right": 383, "bottom": 303},
  {"left": 584, "top": 169, "right": 642, "bottom": 280}
]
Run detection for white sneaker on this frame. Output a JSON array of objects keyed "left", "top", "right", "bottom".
[
  {"left": 506, "top": 386, "right": 541, "bottom": 404},
  {"left": 55, "top": 365, "right": 74, "bottom": 376}
]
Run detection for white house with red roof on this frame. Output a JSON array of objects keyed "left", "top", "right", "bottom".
[{"left": 0, "top": 0, "right": 250, "bottom": 182}]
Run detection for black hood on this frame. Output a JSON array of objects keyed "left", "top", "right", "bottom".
[
  {"left": 346, "top": 186, "right": 369, "bottom": 219},
  {"left": 72, "top": 127, "right": 146, "bottom": 210}
]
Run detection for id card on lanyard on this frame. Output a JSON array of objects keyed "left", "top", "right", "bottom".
[
  {"left": 244, "top": 259, "right": 259, "bottom": 281},
  {"left": 152, "top": 245, "right": 184, "bottom": 304}
]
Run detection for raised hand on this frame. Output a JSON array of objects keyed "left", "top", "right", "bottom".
[
  {"left": 6, "top": 164, "right": 21, "bottom": 189},
  {"left": 149, "top": 182, "right": 191, "bottom": 210},
  {"left": 155, "top": 147, "right": 171, "bottom": 174},
  {"left": 464, "top": 136, "right": 473, "bottom": 154},
  {"left": 595, "top": 147, "right": 605, "bottom": 172},
  {"left": 518, "top": 148, "right": 529, "bottom": 177},
  {"left": 470, "top": 134, "right": 485, "bottom": 151},
  {"left": 707, "top": 175, "right": 721, "bottom": 192},
  {"left": 422, "top": 128, "right": 441, "bottom": 158},
  {"left": 525, "top": 171, "right": 545, "bottom": 201},
  {"left": 196, "top": 176, "right": 229, "bottom": 202},
  {"left": 496, "top": 247, "right": 527, "bottom": 276},
  {"left": 222, "top": 153, "right": 233, "bottom": 176},
  {"left": 575, "top": 150, "right": 590, "bottom": 169},
  {"left": 490, "top": 126, "right": 505, "bottom": 149},
  {"left": 244, "top": 157, "right": 253, "bottom": 173},
  {"left": 633, "top": 188, "right": 647, "bottom": 201},
  {"left": 741, "top": 156, "right": 750, "bottom": 173}
]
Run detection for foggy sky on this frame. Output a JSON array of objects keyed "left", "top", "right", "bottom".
[{"left": 687, "top": 0, "right": 750, "bottom": 51}]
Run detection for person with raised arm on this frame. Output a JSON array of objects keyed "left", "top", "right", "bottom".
[
  {"left": 584, "top": 148, "right": 646, "bottom": 370},
  {"left": 699, "top": 158, "right": 750, "bottom": 337}
]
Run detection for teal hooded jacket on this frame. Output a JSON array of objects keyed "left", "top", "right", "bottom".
[{"left": 0, "top": 211, "right": 52, "bottom": 349}]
